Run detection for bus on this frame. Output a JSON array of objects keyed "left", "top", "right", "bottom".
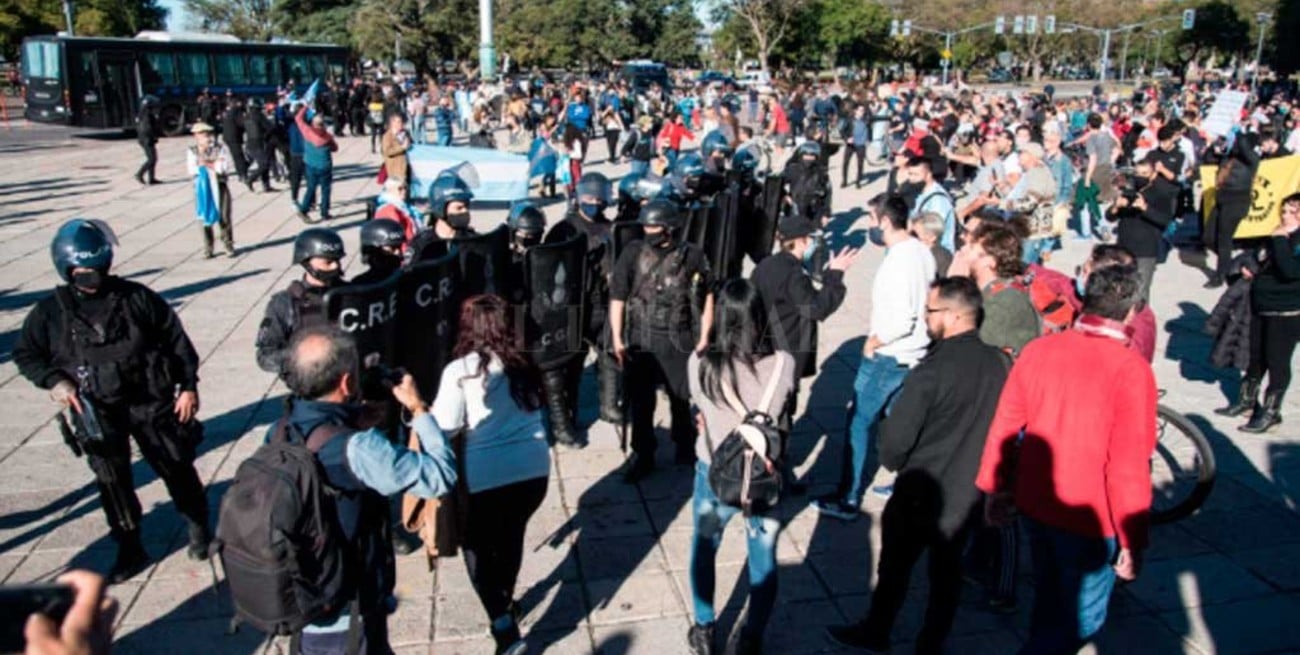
[{"left": 21, "top": 33, "right": 349, "bottom": 136}]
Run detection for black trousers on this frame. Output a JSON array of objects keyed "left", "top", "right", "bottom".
[
  {"left": 225, "top": 141, "right": 250, "bottom": 181},
  {"left": 86, "top": 400, "right": 207, "bottom": 540},
  {"left": 1208, "top": 197, "right": 1247, "bottom": 278},
  {"left": 246, "top": 145, "right": 272, "bottom": 190},
  {"left": 841, "top": 144, "right": 866, "bottom": 186},
  {"left": 625, "top": 335, "right": 695, "bottom": 458},
  {"left": 136, "top": 140, "right": 158, "bottom": 182},
  {"left": 1247, "top": 313, "right": 1300, "bottom": 396},
  {"left": 462, "top": 477, "right": 548, "bottom": 620},
  {"left": 289, "top": 154, "right": 305, "bottom": 203},
  {"left": 605, "top": 128, "right": 621, "bottom": 163},
  {"left": 862, "top": 496, "right": 974, "bottom": 655}
]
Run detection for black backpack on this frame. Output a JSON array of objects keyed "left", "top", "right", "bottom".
[
  {"left": 213, "top": 417, "right": 351, "bottom": 636},
  {"left": 705, "top": 355, "right": 787, "bottom": 516}
]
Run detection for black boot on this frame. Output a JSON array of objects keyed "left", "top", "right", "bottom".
[
  {"left": 542, "top": 369, "right": 582, "bottom": 449},
  {"left": 186, "top": 519, "right": 211, "bottom": 561},
  {"left": 597, "top": 352, "right": 624, "bottom": 425},
  {"left": 490, "top": 619, "right": 525, "bottom": 655},
  {"left": 109, "top": 532, "right": 151, "bottom": 584},
  {"left": 1240, "top": 390, "right": 1284, "bottom": 434},
  {"left": 1215, "top": 377, "right": 1261, "bottom": 417},
  {"left": 687, "top": 623, "right": 716, "bottom": 655}
]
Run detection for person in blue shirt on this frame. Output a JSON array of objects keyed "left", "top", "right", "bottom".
[
  {"left": 842, "top": 104, "right": 870, "bottom": 188},
  {"left": 279, "top": 324, "right": 457, "bottom": 655},
  {"left": 432, "top": 95, "right": 457, "bottom": 146},
  {"left": 563, "top": 87, "right": 593, "bottom": 194}
]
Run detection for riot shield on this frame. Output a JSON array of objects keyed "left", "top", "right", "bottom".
[
  {"left": 746, "top": 174, "right": 784, "bottom": 265},
  {"left": 451, "top": 224, "right": 512, "bottom": 297},
  {"left": 609, "top": 220, "right": 644, "bottom": 270},
  {"left": 396, "top": 251, "right": 462, "bottom": 399},
  {"left": 324, "top": 272, "right": 402, "bottom": 369},
  {"left": 524, "top": 236, "right": 587, "bottom": 370},
  {"left": 704, "top": 182, "right": 742, "bottom": 280},
  {"left": 684, "top": 200, "right": 711, "bottom": 249}
]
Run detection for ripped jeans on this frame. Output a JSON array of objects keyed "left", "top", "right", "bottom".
[{"left": 689, "top": 462, "right": 781, "bottom": 640}]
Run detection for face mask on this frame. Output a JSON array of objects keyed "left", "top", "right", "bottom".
[
  {"left": 368, "top": 251, "right": 402, "bottom": 273},
  {"left": 308, "top": 265, "right": 343, "bottom": 286},
  {"left": 446, "top": 211, "right": 471, "bottom": 230},
  {"left": 867, "top": 227, "right": 887, "bottom": 247},
  {"left": 579, "top": 202, "right": 603, "bottom": 219},
  {"left": 646, "top": 231, "right": 671, "bottom": 248},
  {"left": 514, "top": 234, "right": 541, "bottom": 252},
  {"left": 1075, "top": 274, "right": 1088, "bottom": 297},
  {"left": 802, "top": 235, "right": 820, "bottom": 270},
  {"left": 72, "top": 269, "right": 105, "bottom": 292}
]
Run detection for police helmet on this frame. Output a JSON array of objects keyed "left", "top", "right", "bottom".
[
  {"left": 360, "top": 219, "right": 407, "bottom": 251},
  {"left": 427, "top": 172, "right": 474, "bottom": 220},
  {"left": 673, "top": 152, "right": 706, "bottom": 180},
  {"left": 652, "top": 182, "right": 686, "bottom": 206},
  {"left": 638, "top": 198, "right": 685, "bottom": 231},
  {"left": 618, "top": 172, "right": 645, "bottom": 204},
  {"left": 732, "top": 147, "right": 760, "bottom": 176},
  {"left": 51, "top": 219, "right": 114, "bottom": 282},
  {"left": 507, "top": 202, "right": 547, "bottom": 237},
  {"left": 576, "top": 172, "right": 613, "bottom": 205},
  {"left": 795, "top": 140, "right": 823, "bottom": 160},
  {"left": 701, "top": 131, "right": 733, "bottom": 161},
  {"left": 292, "top": 227, "right": 346, "bottom": 265}
]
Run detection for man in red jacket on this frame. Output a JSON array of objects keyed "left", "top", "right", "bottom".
[{"left": 975, "top": 264, "right": 1156, "bottom": 655}]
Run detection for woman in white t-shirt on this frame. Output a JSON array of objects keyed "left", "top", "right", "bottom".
[
  {"left": 432, "top": 294, "right": 549, "bottom": 655},
  {"left": 685, "top": 279, "right": 796, "bottom": 654}
]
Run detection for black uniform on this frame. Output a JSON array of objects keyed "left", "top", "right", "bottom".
[
  {"left": 783, "top": 158, "right": 831, "bottom": 223},
  {"left": 12, "top": 277, "right": 208, "bottom": 546},
  {"left": 135, "top": 105, "right": 159, "bottom": 184},
  {"left": 254, "top": 279, "right": 338, "bottom": 376},
  {"left": 221, "top": 105, "right": 250, "bottom": 182},
  {"left": 243, "top": 109, "right": 274, "bottom": 191},
  {"left": 408, "top": 226, "right": 475, "bottom": 263},
  {"left": 350, "top": 85, "right": 370, "bottom": 137},
  {"left": 197, "top": 93, "right": 218, "bottom": 131},
  {"left": 334, "top": 86, "right": 351, "bottom": 137},
  {"left": 610, "top": 239, "right": 712, "bottom": 458}
]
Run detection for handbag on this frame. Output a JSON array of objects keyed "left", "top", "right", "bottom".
[
  {"left": 376, "top": 163, "right": 388, "bottom": 185},
  {"left": 401, "top": 428, "right": 467, "bottom": 567}
]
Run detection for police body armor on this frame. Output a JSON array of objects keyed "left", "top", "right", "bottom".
[
  {"left": 626, "top": 243, "right": 696, "bottom": 345},
  {"left": 288, "top": 280, "right": 331, "bottom": 334},
  {"left": 53, "top": 285, "right": 168, "bottom": 405}
]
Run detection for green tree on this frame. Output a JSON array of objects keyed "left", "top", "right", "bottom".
[
  {"left": 350, "top": 0, "right": 475, "bottom": 75},
  {"left": 1173, "top": 0, "right": 1249, "bottom": 70},
  {"left": 183, "top": 0, "right": 273, "bottom": 40},
  {"left": 708, "top": 0, "right": 809, "bottom": 72},
  {"left": 2, "top": 0, "right": 164, "bottom": 59},
  {"left": 815, "top": 0, "right": 889, "bottom": 66},
  {"left": 1274, "top": 0, "right": 1300, "bottom": 75}
]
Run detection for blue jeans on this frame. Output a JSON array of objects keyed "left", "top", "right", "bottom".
[
  {"left": 629, "top": 160, "right": 649, "bottom": 177},
  {"left": 840, "top": 354, "right": 910, "bottom": 505},
  {"left": 665, "top": 148, "right": 679, "bottom": 169},
  {"left": 1022, "top": 237, "right": 1058, "bottom": 265},
  {"left": 1020, "top": 518, "right": 1118, "bottom": 655},
  {"left": 411, "top": 118, "right": 426, "bottom": 144},
  {"left": 689, "top": 463, "right": 780, "bottom": 639},
  {"left": 299, "top": 165, "right": 332, "bottom": 218},
  {"left": 436, "top": 130, "right": 452, "bottom": 146}
]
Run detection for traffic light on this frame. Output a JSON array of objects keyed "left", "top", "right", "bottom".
[
  {"left": 890, "top": 19, "right": 899, "bottom": 37},
  {"left": 1044, "top": 15, "right": 1056, "bottom": 34},
  {"left": 1182, "top": 9, "right": 1195, "bottom": 30},
  {"left": 995, "top": 15, "right": 1005, "bottom": 35},
  {"left": 902, "top": 20, "right": 912, "bottom": 37},
  {"left": 1027, "top": 15, "right": 1038, "bottom": 34},
  {"left": 1013, "top": 15, "right": 1025, "bottom": 34}
]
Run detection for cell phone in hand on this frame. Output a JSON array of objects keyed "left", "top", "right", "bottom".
[{"left": 0, "top": 583, "right": 75, "bottom": 653}]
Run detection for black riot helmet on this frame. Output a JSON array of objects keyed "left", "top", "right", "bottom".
[
  {"left": 507, "top": 201, "right": 547, "bottom": 252},
  {"left": 701, "top": 130, "right": 733, "bottom": 161},
  {"left": 576, "top": 172, "right": 612, "bottom": 219},
  {"left": 795, "top": 139, "right": 822, "bottom": 161},
  {"left": 51, "top": 219, "right": 114, "bottom": 282},
  {"left": 732, "top": 147, "right": 760, "bottom": 177},
  {"left": 292, "top": 227, "right": 346, "bottom": 266},
  {"left": 637, "top": 198, "right": 685, "bottom": 232},
  {"left": 360, "top": 219, "right": 406, "bottom": 251}
]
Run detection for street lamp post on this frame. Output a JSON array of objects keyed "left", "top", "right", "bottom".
[
  {"left": 62, "top": 0, "right": 74, "bottom": 35},
  {"left": 479, "top": 0, "right": 496, "bottom": 80},
  {"left": 1253, "top": 12, "right": 1271, "bottom": 95}
]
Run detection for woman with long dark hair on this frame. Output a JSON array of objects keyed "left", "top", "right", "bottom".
[
  {"left": 431, "top": 294, "right": 548, "bottom": 655},
  {"left": 685, "top": 279, "right": 796, "bottom": 655}
]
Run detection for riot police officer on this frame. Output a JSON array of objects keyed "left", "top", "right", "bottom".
[
  {"left": 540, "top": 172, "right": 621, "bottom": 444},
  {"left": 700, "top": 130, "right": 733, "bottom": 176},
  {"left": 505, "top": 201, "right": 547, "bottom": 306},
  {"left": 14, "top": 220, "right": 210, "bottom": 583},
  {"left": 609, "top": 199, "right": 715, "bottom": 482},
  {"left": 408, "top": 171, "right": 476, "bottom": 262},
  {"left": 242, "top": 97, "right": 275, "bottom": 193},
  {"left": 783, "top": 140, "right": 831, "bottom": 223},
  {"left": 255, "top": 228, "right": 347, "bottom": 376},
  {"left": 616, "top": 172, "right": 645, "bottom": 223},
  {"left": 134, "top": 95, "right": 160, "bottom": 186},
  {"left": 352, "top": 219, "right": 407, "bottom": 286}
]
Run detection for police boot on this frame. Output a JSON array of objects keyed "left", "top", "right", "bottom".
[
  {"left": 543, "top": 369, "right": 583, "bottom": 449},
  {"left": 1216, "top": 377, "right": 1261, "bottom": 417},
  {"left": 1240, "top": 390, "right": 1284, "bottom": 434},
  {"left": 185, "top": 519, "right": 211, "bottom": 561},
  {"left": 109, "top": 532, "right": 151, "bottom": 584},
  {"left": 598, "top": 352, "right": 624, "bottom": 425}
]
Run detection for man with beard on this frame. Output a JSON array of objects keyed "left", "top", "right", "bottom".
[
  {"left": 408, "top": 172, "right": 476, "bottom": 261},
  {"left": 256, "top": 228, "right": 348, "bottom": 378}
]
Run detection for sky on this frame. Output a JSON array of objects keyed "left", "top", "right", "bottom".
[{"left": 161, "top": 0, "right": 190, "bottom": 31}]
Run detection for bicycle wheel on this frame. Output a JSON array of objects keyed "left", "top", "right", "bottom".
[{"left": 1149, "top": 404, "right": 1217, "bottom": 524}]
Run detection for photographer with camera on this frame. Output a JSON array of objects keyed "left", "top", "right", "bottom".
[{"left": 1106, "top": 157, "right": 1178, "bottom": 303}]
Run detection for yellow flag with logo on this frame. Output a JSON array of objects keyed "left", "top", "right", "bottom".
[{"left": 1201, "top": 155, "right": 1300, "bottom": 238}]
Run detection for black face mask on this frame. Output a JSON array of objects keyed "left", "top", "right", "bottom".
[
  {"left": 646, "top": 231, "right": 672, "bottom": 248},
  {"left": 72, "top": 270, "right": 105, "bottom": 293},
  {"left": 513, "top": 234, "right": 541, "bottom": 253},
  {"left": 307, "top": 265, "right": 343, "bottom": 286},
  {"left": 367, "top": 251, "right": 402, "bottom": 273},
  {"left": 897, "top": 180, "right": 925, "bottom": 201},
  {"left": 446, "top": 211, "right": 471, "bottom": 230}
]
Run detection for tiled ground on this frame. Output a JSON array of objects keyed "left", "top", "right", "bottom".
[{"left": 0, "top": 114, "right": 1297, "bottom": 655}]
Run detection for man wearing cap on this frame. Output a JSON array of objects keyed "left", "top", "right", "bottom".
[
  {"left": 185, "top": 122, "right": 236, "bottom": 258},
  {"left": 752, "top": 212, "right": 859, "bottom": 486}
]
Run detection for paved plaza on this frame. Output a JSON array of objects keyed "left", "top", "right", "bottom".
[{"left": 0, "top": 118, "right": 1298, "bottom": 655}]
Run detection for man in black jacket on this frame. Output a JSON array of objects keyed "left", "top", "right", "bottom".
[
  {"left": 242, "top": 99, "right": 275, "bottom": 193},
  {"left": 221, "top": 96, "right": 250, "bottom": 184},
  {"left": 1107, "top": 158, "right": 1178, "bottom": 303},
  {"left": 827, "top": 276, "right": 1010, "bottom": 655},
  {"left": 134, "top": 97, "right": 160, "bottom": 185}
]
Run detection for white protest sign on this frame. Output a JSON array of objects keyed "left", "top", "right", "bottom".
[{"left": 1203, "top": 89, "right": 1249, "bottom": 138}]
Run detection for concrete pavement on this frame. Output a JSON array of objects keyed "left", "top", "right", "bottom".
[{"left": 0, "top": 121, "right": 1298, "bottom": 655}]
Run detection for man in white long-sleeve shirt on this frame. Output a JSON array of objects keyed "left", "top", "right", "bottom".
[{"left": 814, "top": 194, "right": 935, "bottom": 521}]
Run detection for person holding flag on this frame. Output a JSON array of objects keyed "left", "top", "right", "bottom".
[{"left": 185, "top": 122, "right": 235, "bottom": 258}]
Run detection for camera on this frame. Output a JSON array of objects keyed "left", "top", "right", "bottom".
[{"left": 1112, "top": 168, "right": 1142, "bottom": 204}]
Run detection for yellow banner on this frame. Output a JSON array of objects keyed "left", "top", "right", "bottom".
[{"left": 1201, "top": 154, "right": 1300, "bottom": 238}]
